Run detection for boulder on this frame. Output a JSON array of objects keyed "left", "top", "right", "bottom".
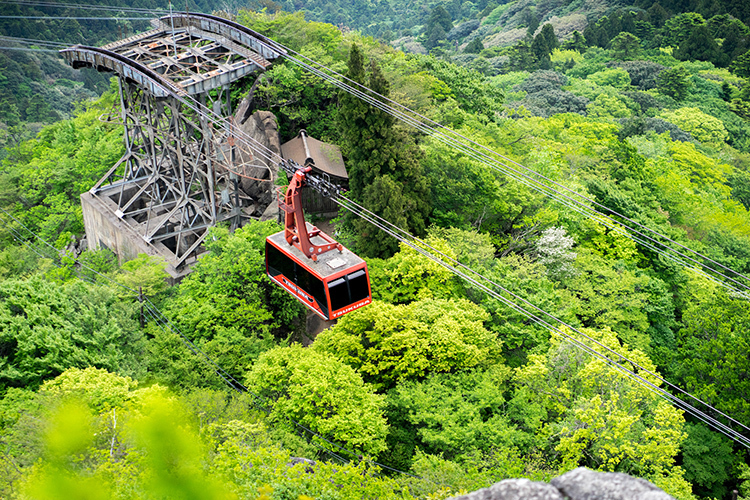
[
  {"left": 231, "top": 102, "right": 282, "bottom": 207},
  {"left": 449, "top": 478, "right": 564, "bottom": 500},
  {"left": 447, "top": 468, "right": 675, "bottom": 500},
  {"left": 551, "top": 467, "right": 674, "bottom": 500},
  {"left": 259, "top": 196, "right": 280, "bottom": 222}
]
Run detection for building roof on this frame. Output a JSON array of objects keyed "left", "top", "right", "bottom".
[{"left": 281, "top": 131, "right": 348, "bottom": 180}]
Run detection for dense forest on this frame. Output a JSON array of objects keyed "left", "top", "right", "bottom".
[{"left": 2, "top": 0, "right": 750, "bottom": 499}]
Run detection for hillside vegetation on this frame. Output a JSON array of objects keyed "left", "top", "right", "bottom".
[{"left": 1, "top": 4, "right": 750, "bottom": 500}]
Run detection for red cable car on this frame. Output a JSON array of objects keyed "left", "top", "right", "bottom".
[{"left": 265, "top": 166, "right": 372, "bottom": 320}]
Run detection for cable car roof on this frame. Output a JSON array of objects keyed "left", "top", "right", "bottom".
[
  {"left": 267, "top": 226, "right": 365, "bottom": 279},
  {"left": 281, "top": 131, "right": 348, "bottom": 180}
]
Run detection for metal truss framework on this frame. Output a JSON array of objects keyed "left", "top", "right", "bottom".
[{"left": 61, "top": 13, "right": 284, "bottom": 268}]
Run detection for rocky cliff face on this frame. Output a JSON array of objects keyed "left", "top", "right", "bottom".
[
  {"left": 231, "top": 96, "right": 282, "bottom": 220},
  {"left": 449, "top": 468, "right": 675, "bottom": 500}
]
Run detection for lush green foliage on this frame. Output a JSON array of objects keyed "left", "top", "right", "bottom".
[
  {"left": 4, "top": 4, "right": 750, "bottom": 498},
  {"left": 314, "top": 297, "right": 501, "bottom": 390},
  {"left": 0, "top": 89, "right": 123, "bottom": 245},
  {"left": 0, "top": 277, "right": 143, "bottom": 392},
  {"left": 245, "top": 344, "right": 388, "bottom": 455}
]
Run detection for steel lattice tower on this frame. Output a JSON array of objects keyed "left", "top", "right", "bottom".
[{"left": 62, "top": 13, "right": 284, "bottom": 273}]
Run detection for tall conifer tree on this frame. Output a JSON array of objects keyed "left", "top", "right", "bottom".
[{"left": 338, "top": 45, "right": 430, "bottom": 257}]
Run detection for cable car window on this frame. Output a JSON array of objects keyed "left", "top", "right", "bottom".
[
  {"left": 348, "top": 269, "right": 369, "bottom": 303},
  {"left": 266, "top": 243, "right": 294, "bottom": 279},
  {"left": 328, "top": 277, "right": 350, "bottom": 312},
  {"left": 296, "top": 265, "right": 327, "bottom": 309}
]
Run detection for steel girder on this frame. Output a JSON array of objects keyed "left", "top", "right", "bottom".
[{"left": 61, "top": 13, "right": 284, "bottom": 268}]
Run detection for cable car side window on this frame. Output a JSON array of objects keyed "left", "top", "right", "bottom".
[
  {"left": 266, "top": 242, "right": 294, "bottom": 278},
  {"left": 296, "top": 265, "right": 327, "bottom": 309},
  {"left": 347, "top": 269, "right": 369, "bottom": 303}
]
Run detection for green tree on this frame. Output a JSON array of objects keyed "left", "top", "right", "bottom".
[
  {"left": 508, "top": 40, "right": 537, "bottom": 71},
  {"left": 426, "top": 6, "right": 453, "bottom": 35},
  {"left": 0, "top": 90, "right": 123, "bottom": 245},
  {"left": 24, "top": 94, "right": 51, "bottom": 123},
  {"left": 464, "top": 37, "right": 484, "bottom": 54},
  {"left": 245, "top": 344, "right": 388, "bottom": 455},
  {"left": 414, "top": 55, "right": 505, "bottom": 118},
  {"left": 16, "top": 389, "right": 240, "bottom": 500},
  {"left": 3, "top": 371, "right": 415, "bottom": 499},
  {"left": 367, "top": 241, "right": 465, "bottom": 305},
  {"left": 657, "top": 66, "right": 692, "bottom": 101},
  {"left": 587, "top": 92, "right": 634, "bottom": 118},
  {"left": 661, "top": 107, "right": 728, "bottom": 145},
  {"left": 424, "top": 6, "right": 452, "bottom": 49},
  {"left": 39, "top": 367, "right": 137, "bottom": 412},
  {"left": 732, "top": 49, "right": 750, "bottom": 78},
  {"left": 313, "top": 298, "right": 502, "bottom": 390},
  {"left": 662, "top": 12, "right": 707, "bottom": 47},
  {"left": 421, "top": 135, "right": 498, "bottom": 229},
  {"left": 680, "top": 422, "right": 737, "bottom": 499},
  {"left": 588, "top": 68, "right": 632, "bottom": 89},
  {"left": 113, "top": 253, "right": 168, "bottom": 299},
  {"left": 425, "top": 25, "right": 447, "bottom": 50},
  {"left": 513, "top": 327, "right": 692, "bottom": 495},
  {"left": 610, "top": 32, "right": 642, "bottom": 60},
  {"left": 338, "top": 45, "right": 431, "bottom": 256},
  {"left": 386, "top": 366, "right": 522, "bottom": 463},
  {"left": 671, "top": 279, "right": 750, "bottom": 423},
  {"left": 0, "top": 277, "right": 143, "bottom": 391},
  {"left": 563, "top": 30, "right": 587, "bottom": 52},
  {"left": 674, "top": 25, "right": 726, "bottom": 65},
  {"left": 531, "top": 24, "right": 558, "bottom": 68},
  {"left": 523, "top": 7, "right": 539, "bottom": 39},
  {"left": 160, "top": 222, "right": 300, "bottom": 382},
  {"left": 565, "top": 251, "right": 652, "bottom": 350},
  {"left": 538, "top": 23, "right": 559, "bottom": 52}
]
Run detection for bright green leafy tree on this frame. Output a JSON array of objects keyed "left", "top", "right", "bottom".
[
  {"left": 244, "top": 344, "right": 388, "bottom": 455},
  {"left": 159, "top": 222, "right": 301, "bottom": 383},
  {"left": 314, "top": 297, "right": 502, "bottom": 390},
  {"left": 386, "top": 365, "right": 523, "bottom": 463},
  {"left": 0, "top": 277, "right": 143, "bottom": 392},
  {"left": 661, "top": 107, "right": 729, "bottom": 145},
  {"left": 671, "top": 276, "right": 750, "bottom": 423},
  {"left": 513, "top": 327, "right": 692, "bottom": 497},
  {"left": 366, "top": 240, "right": 465, "bottom": 305}
]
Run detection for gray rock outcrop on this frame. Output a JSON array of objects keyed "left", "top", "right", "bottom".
[
  {"left": 231, "top": 99, "right": 282, "bottom": 210},
  {"left": 448, "top": 468, "right": 675, "bottom": 500},
  {"left": 551, "top": 468, "right": 674, "bottom": 500},
  {"left": 450, "top": 478, "right": 564, "bottom": 500}
]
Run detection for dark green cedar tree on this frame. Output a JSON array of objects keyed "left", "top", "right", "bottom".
[
  {"left": 657, "top": 66, "right": 692, "bottom": 100},
  {"left": 424, "top": 6, "right": 452, "bottom": 49},
  {"left": 610, "top": 32, "right": 642, "bottom": 60},
  {"left": 674, "top": 25, "right": 727, "bottom": 66},
  {"left": 464, "top": 37, "right": 484, "bottom": 54},
  {"left": 337, "top": 45, "right": 430, "bottom": 257}
]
